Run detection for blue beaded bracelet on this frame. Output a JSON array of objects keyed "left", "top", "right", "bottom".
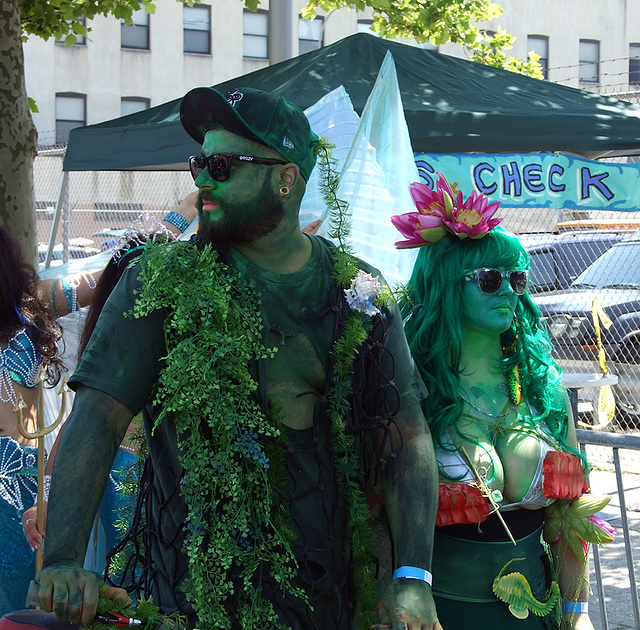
[
  {"left": 163, "top": 210, "right": 190, "bottom": 233},
  {"left": 60, "top": 277, "right": 77, "bottom": 313},
  {"left": 392, "top": 566, "right": 433, "bottom": 586},
  {"left": 563, "top": 602, "right": 588, "bottom": 614}
]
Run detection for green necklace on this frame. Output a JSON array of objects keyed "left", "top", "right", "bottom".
[{"left": 129, "top": 140, "right": 385, "bottom": 629}]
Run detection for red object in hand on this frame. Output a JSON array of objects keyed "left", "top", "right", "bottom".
[
  {"left": 94, "top": 613, "right": 141, "bottom": 627},
  {"left": 542, "top": 451, "right": 589, "bottom": 500},
  {"left": 436, "top": 482, "right": 491, "bottom": 527}
]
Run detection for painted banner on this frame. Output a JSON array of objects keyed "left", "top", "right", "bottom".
[{"left": 414, "top": 152, "right": 640, "bottom": 211}]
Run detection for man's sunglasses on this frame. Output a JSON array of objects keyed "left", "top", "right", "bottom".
[
  {"left": 464, "top": 268, "right": 529, "bottom": 295},
  {"left": 188, "top": 154, "right": 287, "bottom": 182}
]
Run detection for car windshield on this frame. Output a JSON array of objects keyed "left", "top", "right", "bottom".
[{"left": 572, "top": 242, "right": 640, "bottom": 289}]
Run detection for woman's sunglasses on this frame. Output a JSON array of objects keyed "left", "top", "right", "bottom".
[
  {"left": 465, "top": 268, "right": 529, "bottom": 295},
  {"left": 188, "top": 154, "right": 287, "bottom": 182}
]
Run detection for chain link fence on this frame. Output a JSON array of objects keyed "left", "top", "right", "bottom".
[
  {"left": 34, "top": 101, "right": 640, "bottom": 443},
  {"left": 35, "top": 145, "right": 195, "bottom": 265}
]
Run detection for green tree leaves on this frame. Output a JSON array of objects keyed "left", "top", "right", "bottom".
[{"left": 303, "top": 0, "right": 542, "bottom": 77}]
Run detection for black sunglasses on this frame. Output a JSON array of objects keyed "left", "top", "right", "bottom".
[
  {"left": 465, "top": 268, "right": 529, "bottom": 295},
  {"left": 188, "top": 154, "right": 287, "bottom": 182}
]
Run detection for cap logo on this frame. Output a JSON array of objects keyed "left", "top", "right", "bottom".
[
  {"left": 282, "top": 136, "right": 295, "bottom": 150},
  {"left": 226, "top": 90, "right": 244, "bottom": 107}
]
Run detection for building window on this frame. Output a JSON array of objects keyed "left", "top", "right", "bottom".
[
  {"left": 121, "top": 8, "right": 149, "bottom": 50},
  {"left": 184, "top": 4, "right": 211, "bottom": 54},
  {"left": 243, "top": 9, "right": 268, "bottom": 58},
  {"left": 56, "top": 17, "right": 86, "bottom": 45},
  {"left": 630, "top": 44, "right": 640, "bottom": 86},
  {"left": 357, "top": 19, "right": 375, "bottom": 35},
  {"left": 579, "top": 39, "right": 599, "bottom": 83},
  {"left": 121, "top": 97, "right": 150, "bottom": 116},
  {"left": 55, "top": 93, "right": 86, "bottom": 143},
  {"left": 299, "top": 16, "right": 323, "bottom": 55},
  {"left": 528, "top": 35, "right": 549, "bottom": 79}
]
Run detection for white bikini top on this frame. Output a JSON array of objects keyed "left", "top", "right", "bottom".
[{"left": 436, "top": 432, "right": 556, "bottom": 509}]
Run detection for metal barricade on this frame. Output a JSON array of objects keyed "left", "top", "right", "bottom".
[{"left": 576, "top": 429, "right": 640, "bottom": 630}]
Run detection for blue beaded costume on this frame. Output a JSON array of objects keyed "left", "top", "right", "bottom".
[
  {"left": 0, "top": 329, "right": 40, "bottom": 405},
  {"left": 0, "top": 329, "right": 41, "bottom": 616},
  {"left": 0, "top": 436, "right": 40, "bottom": 616}
]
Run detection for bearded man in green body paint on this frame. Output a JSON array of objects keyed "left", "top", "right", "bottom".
[{"left": 31, "top": 87, "right": 441, "bottom": 630}]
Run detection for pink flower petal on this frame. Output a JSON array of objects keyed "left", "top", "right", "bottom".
[
  {"left": 409, "top": 182, "right": 436, "bottom": 208},
  {"left": 393, "top": 174, "right": 504, "bottom": 249},
  {"left": 416, "top": 214, "right": 445, "bottom": 229},
  {"left": 585, "top": 514, "right": 616, "bottom": 539}
]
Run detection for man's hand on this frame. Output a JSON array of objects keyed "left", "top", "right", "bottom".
[
  {"left": 33, "top": 562, "right": 130, "bottom": 625},
  {"left": 373, "top": 579, "right": 443, "bottom": 630}
]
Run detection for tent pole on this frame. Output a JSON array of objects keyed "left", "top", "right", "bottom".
[{"left": 44, "top": 170, "right": 69, "bottom": 269}]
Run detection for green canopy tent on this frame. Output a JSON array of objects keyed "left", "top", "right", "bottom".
[{"left": 62, "top": 33, "right": 640, "bottom": 173}]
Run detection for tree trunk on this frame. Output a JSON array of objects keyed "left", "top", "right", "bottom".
[{"left": 0, "top": 0, "right": 38, "bottom": 264}]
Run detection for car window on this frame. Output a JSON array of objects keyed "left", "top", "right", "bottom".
[
  {"left": 528, "top": 251, "right": 557, "bottom": 291},
  {"left": 562, "top": 240, "right": 616, "bottom": 283},
  {"left": 573, "top": 243, "right": 640, "bottom": 288}
]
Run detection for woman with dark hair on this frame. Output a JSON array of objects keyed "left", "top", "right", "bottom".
[
  {"left": 0, "top": 221, "right": 64, "bottom": 615},
  {"left": 22, "top": 233, "right": 174, "bottom": 568},
  {"left": 392, "top": 176, "right": 612, "bottom": 630}
]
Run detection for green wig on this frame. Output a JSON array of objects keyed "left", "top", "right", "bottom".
[{"left": 400, "top": 227, "right": 576, "bottom": 459}]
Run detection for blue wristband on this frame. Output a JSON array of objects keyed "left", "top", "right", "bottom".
[
  {"left": 392, "top": 566, "right": 433, "bottom": 585},
  {"left": 563, "top": 602, "right": 588, "bottom": 614},
  {"left": 163, "top": 211, "right": 190, "bottom": 233},
  {"left": 60, "top": 277, "right": 78, "bottom": 313}
]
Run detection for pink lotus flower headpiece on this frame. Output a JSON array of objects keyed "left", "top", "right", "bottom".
[{"left": 391, "top": 173, "right": 503, "bottom": 249}]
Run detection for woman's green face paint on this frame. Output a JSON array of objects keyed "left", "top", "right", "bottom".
[{"left": 461, "top": 267, "right": 519, "bottom": 336}]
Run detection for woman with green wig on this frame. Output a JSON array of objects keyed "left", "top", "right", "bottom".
[{"left": 391, "top": 174, "right": 614, "bottom": 630}]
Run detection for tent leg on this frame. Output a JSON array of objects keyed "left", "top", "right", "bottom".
[{"left": 44, "top": 171, "right": 69, "bottom": 269}]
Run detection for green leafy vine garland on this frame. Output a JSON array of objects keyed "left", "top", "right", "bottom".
[{"left": 126, "top": 138, "right": 384, "bottom": 629}]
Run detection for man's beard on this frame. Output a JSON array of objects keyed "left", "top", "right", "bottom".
[{"left": 197, "top": 179, "right": 285, "bottom": 245}]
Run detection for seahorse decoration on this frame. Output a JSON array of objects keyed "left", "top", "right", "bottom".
[{"left": 492, "top": 558, "right": 560, "bottom": 619}]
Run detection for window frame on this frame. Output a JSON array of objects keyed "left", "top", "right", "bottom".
[
  {"left": 121, "top": 97, "right": 151, "bottom": 116},
  {"left": 528, "top": 34, "right": 549, "bottom": 79},
  {"left": 56, "top": 17, "right": 86, "bottom": 46},
  {"left": 579, "top": 39, "right": 600, "bottom": 83},
  {"left": 121, "top": 8, "right": 150, "bottom": 50},
  {"left": 183, "top": 3, "right": 211, "bottom": 55},
  {"left": 55, "top": 92, "right": 86, "bottom": 144},
  {"left": 630, "top": 43, "right": 640, "bottom": 86},
  {"left": 298, "top": 15, "right": 324, "bottom": 55},
  {"left": 243, "top": 9, "right": 268, "bottom": 59}
]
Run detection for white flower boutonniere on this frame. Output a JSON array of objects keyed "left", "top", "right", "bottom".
[{"left": 344, "top": 271, "right": 381, "bottom": 317}]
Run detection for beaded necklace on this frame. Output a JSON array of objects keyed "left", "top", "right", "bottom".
[
  {"left": 459, "top": 395, "right": 518, "bottom": 418},
  {"left": 459, "top": 366, "right": 521, "bottom": 419}
]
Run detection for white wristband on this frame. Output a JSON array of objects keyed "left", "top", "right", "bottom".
[
  {"left": 564, "top": 602, "right": 588, "bottom": 614},
  {"left": 392, "top": 566, "right": 433, "bottom": 586}
]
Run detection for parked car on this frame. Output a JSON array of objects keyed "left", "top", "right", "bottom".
[
  {"left": 520, "top": 231, "right": 627, "bottom": 293},
  {"left": 533, "top": 237, "right": 640, "bottom": 428}
]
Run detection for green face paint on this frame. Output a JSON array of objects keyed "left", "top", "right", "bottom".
[
  {"left": 195, "top": 129, "right": 285, "bottom": 244},
  {"left": 461, "top": 267, "right": 519, "bottom": 337}
]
